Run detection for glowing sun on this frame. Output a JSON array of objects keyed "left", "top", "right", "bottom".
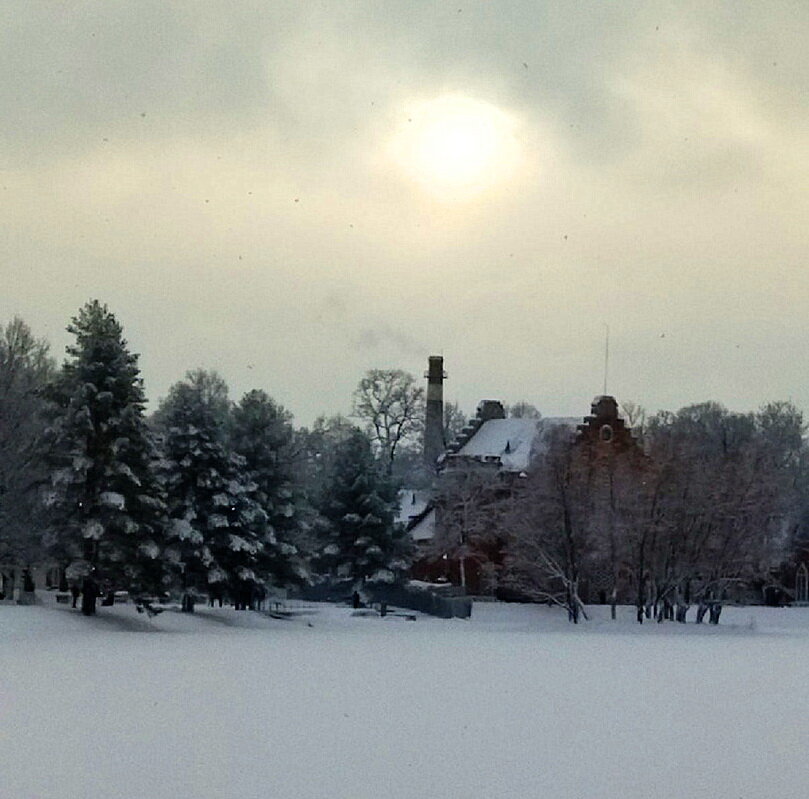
[{"left": 389, "top": 95, "right": 521, "bottom": 200}]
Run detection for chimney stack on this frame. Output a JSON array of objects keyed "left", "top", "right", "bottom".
[{"left": 424, "top": 355, "right": 446, "bottom": 469}]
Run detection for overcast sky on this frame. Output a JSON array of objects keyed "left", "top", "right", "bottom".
[{"left": 1, "top": 1, "right": 807, "bottom": 426}]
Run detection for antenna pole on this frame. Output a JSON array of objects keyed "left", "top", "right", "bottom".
[{"left": 603, "top": 324, "right": 610, "bottom": 395}]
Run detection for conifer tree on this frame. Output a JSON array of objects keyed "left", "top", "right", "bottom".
[
  {"left": 293, "top": 415, "right": 358, "bottom": 509},
  {"left": 231, "top": 390, "right": 309, "bottom": 587},
  {"left": 157, "top": 374, "right": 272, "bottom": 609},
  {"left": 0, "top": 317, "right": 54, "bottom": 569},
  {"left": 318, "top": 429, "right": 411, "bottom": 585},
  {"left": 45, "top": 301, "right": 166, "bottom": 606}
]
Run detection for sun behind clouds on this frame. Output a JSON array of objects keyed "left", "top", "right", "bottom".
[{"left": 388, "top": 94, "right": 522, "bottom": 200}]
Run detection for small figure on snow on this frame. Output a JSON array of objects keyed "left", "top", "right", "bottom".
[
  {"left": 81, "top": 575, "right": 99, "bottom": 616},
  {"left": 253, "top": 584, "right": 267, "bottom": 612},
  {"left": 70, "top": 583, "right": 81, "bottom": 608}
]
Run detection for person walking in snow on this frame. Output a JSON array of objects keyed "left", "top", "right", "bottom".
[{"left": 70, "top": 583, "right": 81, "bottom": 608}]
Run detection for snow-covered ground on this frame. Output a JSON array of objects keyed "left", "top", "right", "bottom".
[{"left": 2, "top": 597, "right": 808, "bottom": 799}]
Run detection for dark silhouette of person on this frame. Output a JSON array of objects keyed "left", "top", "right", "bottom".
[
  {"left": 209, "top": 584, "right": 224, "bottom": 607},
  {"left": 81, "top": 576, "right": 99, "bottom": 616},
  {"left": 70, "top": 583, "right": 81, "bottom": 608}
]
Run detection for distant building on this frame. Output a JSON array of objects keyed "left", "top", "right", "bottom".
[{"left": 406, "top": 356, "right": 644, "bottom": 595}]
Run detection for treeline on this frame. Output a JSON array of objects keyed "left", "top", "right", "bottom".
[
  {"left": 0, "top": 302, "right": 416, "bottom": 610},
  {"left": 3, "top": 301, "right": 806, "bottom": 623}
]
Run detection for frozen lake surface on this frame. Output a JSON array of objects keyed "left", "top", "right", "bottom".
[{"left": 1, "top": 598, "right": 807, "bottom": 799}]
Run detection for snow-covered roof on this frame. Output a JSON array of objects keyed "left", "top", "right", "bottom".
[
  {"left": 396, "top": 489, "right": 431, "bottom": 527},
  {"left": 455, "top": 418, "right": 538, "bottom": 471},
  {"left": 452, "top": 416, "right": 580, "bottom": 472},
  {"left": 409, "top": 508, "right": 436, "bottom": 542}
]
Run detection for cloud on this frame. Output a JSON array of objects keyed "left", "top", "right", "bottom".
[{"left": 1, "top": 1, "right": 807, "bottom": 424}]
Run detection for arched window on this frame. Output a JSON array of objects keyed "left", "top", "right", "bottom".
[
  {"left": 600, "top": 424, "right": 613, "bottom": 443},
  {"left": 796, "top": 563, "right": 808, "bottom": 605}
]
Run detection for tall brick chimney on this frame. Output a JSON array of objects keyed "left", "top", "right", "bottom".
[{"left": 424, "top": 355, "right": 446, "bottom": 470}]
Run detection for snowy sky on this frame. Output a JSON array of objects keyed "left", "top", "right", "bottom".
[{"left": 1, "top": 2, "right": 807, "bottom": 425}]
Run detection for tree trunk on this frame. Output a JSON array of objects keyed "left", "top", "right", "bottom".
[
  {"left": 181, "top": 593, "right": 195, "bottom": 613},
  {"left": 709, "top": 603, "right": 722, "bottom": 624},
  {"left": 636, "top": 575, "right": 645, "bottom": 624},
  {"left": 566, "top": 587, "right": 577, "bottom": 623},
  {"left": 656, "top": 599, "right": 674, "bottom": 622},
  {"left": 695, "top": 602, "right": 708, "bottom": 623},
  {"left": 654, "top": 590, "right": 673, "bottom": 623}
]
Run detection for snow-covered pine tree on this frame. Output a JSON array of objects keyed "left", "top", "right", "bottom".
[
  {"left": 231, "top": 390, "right": 310, "bottom": 588},
  {"left": 45, "top": 301, "right": 167, "bottom": 608},
  {"left": 318, "top": 428, "right": 411, "bottom": 586},
  {"left": 157, "top": 374, "right": 271, "bottom": 610}
]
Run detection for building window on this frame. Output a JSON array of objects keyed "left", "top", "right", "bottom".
[{"left": 600, "top": 424, "right": 613, "bottom": 443}]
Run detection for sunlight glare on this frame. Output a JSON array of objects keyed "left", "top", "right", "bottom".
[{"left": 389, "top": 95, "right": 521, "bottom": 200}]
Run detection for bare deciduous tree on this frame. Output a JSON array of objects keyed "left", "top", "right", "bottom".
[
  {"left": 502, "top": 427, "right": 591, "bottom": 622},
  {"left": 636, "top": 401, "right": 805, "bottom": 624},
  {"left": 430, "top": 465, "right": 507, "bottom": 591},
  {"left": 619, "top": 400, "right": 647, "bottom": 446},
  {"left": 442, "top": 400, "right": 467, "bottom": 447},
  {"left": 352, "top": 369, "right": 424, "bottom": 474},
  {"left": 500, "top": 400, "right": 803, "bottom": 625}
]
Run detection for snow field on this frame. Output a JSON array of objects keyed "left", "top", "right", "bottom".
[{"left": 1, "top": 601, "right": 808, "bottom": 799}]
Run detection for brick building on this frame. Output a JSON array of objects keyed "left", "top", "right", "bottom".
[{"left": 405, "top": 357, "right": 646, "bottom": 595}]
